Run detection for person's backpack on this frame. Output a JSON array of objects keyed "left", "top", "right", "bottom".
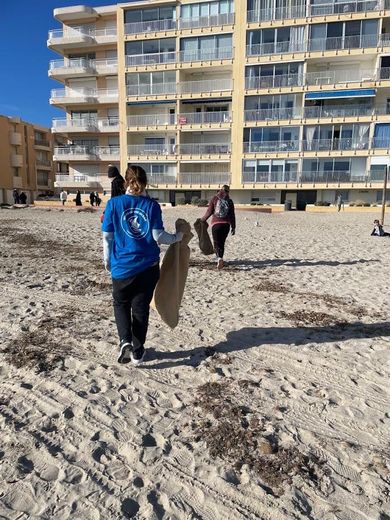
[{"left": 214, "top": 197, "right": 230, "bottom": 218}]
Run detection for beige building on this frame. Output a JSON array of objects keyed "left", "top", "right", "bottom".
[
  {"left": 49, "top": 0, "right": 390, "bottom": 207},
  {"left": 0, "top": 116, "right": 54, "bottom": 205}
]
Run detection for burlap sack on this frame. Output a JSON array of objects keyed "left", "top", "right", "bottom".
[
  {"left": 194, "top": 218, "right": 214, "bottom": 255},
  {"left": 152, "top": 218, "right": 193, "bottom": 329}
]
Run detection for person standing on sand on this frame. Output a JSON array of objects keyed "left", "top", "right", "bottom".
[
  {"left": 201, "top": 184, "right": 236, "bottom": 270},
  {"left": 336, "top": 193, "right": 344, "bottom": 212},
  {"left": 59, "top": 190, "right": 67, "bottom": 206},
  {"left": 108, "top": 165, "right": 125, "bottom": 198},
  {"left": 75, "top": 190, "right": 82, "bottom": 206},
  {"left": 102, "top": 164, "right": 183, "bottom": 366},
  {"left": 13, "top": 189, "right": 19, "bottom": 204}
]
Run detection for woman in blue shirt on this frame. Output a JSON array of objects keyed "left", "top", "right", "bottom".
[{"left": 102, "top": 165, "right": 182, "bottom": 365}]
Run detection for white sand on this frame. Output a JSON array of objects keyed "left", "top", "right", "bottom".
[{"left": 0, "top": 207, "right": 389, "bottom": 519}]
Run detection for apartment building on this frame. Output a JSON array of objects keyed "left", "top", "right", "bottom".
[
  {"left": 0, "top": 115, "right": 54, "bottom": 204},
  {"left": 49, "top": 0, "right": 390, "bottom": 207}
]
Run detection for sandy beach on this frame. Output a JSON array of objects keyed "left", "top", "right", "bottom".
[{"left": 0, "top": 206, "right": 389, "bottom": 519}]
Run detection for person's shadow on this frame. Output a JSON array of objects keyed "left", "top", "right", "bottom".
[
  {"left": 190, "top": 258, "right": 379, "bottom": 271},
  {"left": 144, "top": 322, "right": 390, "bottom": 370}
]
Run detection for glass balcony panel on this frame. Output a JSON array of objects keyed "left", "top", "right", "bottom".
[
  {"left": 244, "top": 140, "right": 299, "bottom": 152},
  {"left": 179, "top": 12, "right": 235, "bottom": 30},
  {"left": 125, "top": 19, "right": 177, "bottom": 35},
  {"left": 179, "top": 143, "right": 231, "bottom": 154}
]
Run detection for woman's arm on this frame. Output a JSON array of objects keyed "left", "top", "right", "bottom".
[
  {"left": 102, "top": 231, "right": 114, "bottom": 271},
  {"left": 152, "top": 229, "right": 183, "bottom": 245},
  {"left": 201, "top": 197, "right": 215, "bottom": 222}
]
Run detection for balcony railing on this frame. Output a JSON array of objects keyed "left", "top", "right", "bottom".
[
  {"left": 147, "top": 174, "right": 177, "bottom": 185},
  {"left": 178, "top": 112, "right": 232, "bottom": 125},
  {"left": 242, "top": 171, "right": 298, "bottom": 183},
  {"left": 50, "top": 88, "right": 118, "bottom": 102},
  {"left": 178, "top": 47, "right": 233, "bottom": 62},
  {"left": 303, "top": 105, "right": 374, "bottom": 118},
  {"left": 126, "top": 51, "right": 176, "bottom": 67},
  {"left": 309, "top": 33, "right": 378, "bottom": 52},
  {"left": 303, "top": 138, "right": 369, "bottom": 151},
  {"left": 128, "top": 144, "right": 175, "bottom": 155},
  {"left": 242, "top": 170, "right": 370, "bottom": 184},
  {"left": 126, "top": 82, "right": 177, "bottom": 96},
  {"left": 247, "top": 40, "right": 306, "bottom": 56},
  {"left": 245, "top": 74, "right": 303, "bottom": 89},
  {"left": 179, "top": 143, "right": 231, "bottom": 154},
  {"left": 48, "top": 27, "right": 116, "bottom": 42},
  {"left": 244, "top": 107, "right": 297, "bottom": 121},
  {"left": 125, "top": 19, "right": 177, "bottom": 35},
  {"left": 310, "top": 0, "right": 380, "bottom": 15},
  {"left": 49, "top": 57, "right": 118, "bottom": 74},
  {"left": 372, "top": 138, "right": 390, "bottom": 148},
  {"left": 244, "top": 141, "right": 300, "bottom": 152},
  {"left": 179, "top": 12, "right": 235, "bottom": 30},
  {"left": 54, "top": 146, "right": 119, "bottom": 157},
  {"left": 126, "top": 78, "right": 232, "bottom": 97},
  {"left": 36, "top": 159, "right": 52, "bottom": 166},
  {"left": 127, "top": 114, "right": 175, "bottom": 126},
  {"left": 52, "top": 118, "right": 98, "bottom": 130},
  {"left": 247, "top": 5, "right": 306, "bottom": 23},
  {"left": 34, "top": 139, "right": 50, "bottom": 147},
  {"left": 304, "top": 69, "right": 375, "bottom": 85},
  {"left": 178, "top": 172, "right": 231, "bottom": 184}
]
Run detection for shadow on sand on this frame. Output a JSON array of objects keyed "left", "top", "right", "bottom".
[
  {"left": 190, "top": 258, "right": 379, "bottom": 271},
  {"left": 145, "top": 322, "right": 390, "bottom": 370}
]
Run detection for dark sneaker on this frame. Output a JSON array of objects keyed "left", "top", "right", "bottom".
[
  {"left": 131, "top": 346, "right": 145, "bottom": 366},
  {"left": 118, "top": 341, "right": 132, "bottom": 364}
]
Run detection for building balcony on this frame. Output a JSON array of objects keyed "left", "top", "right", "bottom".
[
  {"left": 247, "top": 41, "right": 306, "bottom": 57},
  {"left": 177, "top": 172, "right": 231, "bottom": 185},
  {"left": 303, "top": 138, "right": 369, "bottom": 151},
  {"left": 34, "top": 139, "right": 51, "bottom": 149},
  {"left": 53, "top": 146, "right": 120, "bottom": 161},
  {"left": 244, "top": 108, "right": 298, "bottom": 121},
  {"left": 242, "top": 171, "right": 298, "bottom": 184},
  {"left": 50, "top": 88, "right": 119, "bottom": 105},
  {"left": 11, "top": 154, "right": 23, "bottom": 167},
  {"left": 178, "top": 111, "right": 232, "bottom": 127},
  {"left": 128, "top": 144, "right": 176, "bottom": 157},
  {"left": 55, "top": 174, "right": 102, "bottom": 188},
  {"left": 372, "top": 138, "right": 390, "bottom": 149},
  {"left": 245, "top": 74, "right": 303, "bottom": 90},
  {"left": 9, "top": 132, "right": 22, "bottom": 145},
  {"left": 47, "top": 27, "right": 117, "bottom": 50},
  {"left": 127, "top": 114, "right": 175, "bottom": 128},
  {"left": 179, "top": 12, "right": 235, "bottom": 30},
  {"left": 178, "top": 47, "right": 233, "bottom": 63},
  {"left": 125, "top": 51, "right": 177, "bottom": 67},
  {"left": 126, "top": 78, "right": 233, "bottom": 98},
  {"left": 304, "top": 69, "right": 376, "bottom": 86},
  {"left": 244, "top": 141, "right": 299, "bottom": 153},
  {"left": 49, "top": 58, "right": 118, "bottom": 78},
  {"left": 303, "top": 105, "right": 375, "bottom": 119},
  {"left": 125, "top": 19, "right": 177, "bottom": 35},
  {"left": 52, "top": 118, "right": 119, "bottom": 133},
  {"left": 36, "top": 159, "right": 52, "bottom": 168},
  {"left": 179, "top": 143, "right": 231, "bottom": 155},
  {"left": 241, "top": 170, "right": 370, "bottom": 185},
  {"left": 247, "top": 0, "right": 380, "bottom": 24}
]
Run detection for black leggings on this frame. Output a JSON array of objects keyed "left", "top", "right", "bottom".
[
  {"left": 112, "top": 264, "right": 160, "bottom": 350},
  {"left": 212, "top": 223, "right": 230, "bottom": 259}
]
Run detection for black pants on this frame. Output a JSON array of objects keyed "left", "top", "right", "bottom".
[
  {"left": 112, "top": 264, "right": 160, "bottom": 350},
  {"left": 212, "top": 223, "right": 230, "bottom": 259}
]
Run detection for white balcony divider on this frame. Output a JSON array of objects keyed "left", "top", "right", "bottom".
[
  {"left": 126, "top": 82, "right": 177, "bottom": 96},
  {"left": 179, "top": 12, "right": 235, "bottom": 30},
  {"left": 178, "top": 47, "right": 233, "bottom": 62},
  {"left": 247, "top": 5, "right": 306, "bottom": 23},
  {"left": 125, "top": 19, "right": 177, "bottom": 35},
  {"left": 178, "top": 112, "right": 232, "bottom": 124},
  {"left": 127, "top": 114, "right": 174, "bottom": 126},
  {"left": 126, "top": 51, "right": 176, "bottom": 67},
  {"left": 180, "top": 78, "right": 233, "bottom": 94},
  {"left": 178, "top": 172, "right": 231, "bottom": 184},
  {"left": 179, "top": 143, "right": 231, "bottom": 154}
]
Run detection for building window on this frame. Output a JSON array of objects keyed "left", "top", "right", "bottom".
[
  {"left": 13, "top": 167, "right": 19, "bottom": 177},
  {"left": 37, "top": 171, "right": 49, "bottom": 186}
]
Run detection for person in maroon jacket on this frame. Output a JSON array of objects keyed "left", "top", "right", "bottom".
[{"left": 201, "top": 185, "right": 236, "bottom": 269}]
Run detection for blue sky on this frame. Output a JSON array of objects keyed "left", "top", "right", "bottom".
[{"left": 0, "top": 0, "right": 112, "bottom": 128}]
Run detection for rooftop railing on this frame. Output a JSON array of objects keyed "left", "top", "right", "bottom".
[
  {"left": 125, "top": 18, "right": 177, "bottom": 35},
  {"left": 178, "top": 111, "right": 232, "bottom": 125},
  {"left": 179, "top": 12, "right": 235, "bottom": 30}
]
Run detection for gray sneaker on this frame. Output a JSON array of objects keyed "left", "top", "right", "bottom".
[
  {"left": 118, "top": 341, "right": 132, "bottom": 364},
  {"left": 131, "top": 346, "right": 145, "bottom": 366}
]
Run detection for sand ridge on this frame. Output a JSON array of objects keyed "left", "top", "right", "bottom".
[{"left": 0, "top": 207, "right": 389, "bottom": 519}]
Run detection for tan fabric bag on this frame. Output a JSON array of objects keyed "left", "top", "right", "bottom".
[
  {"left": 152, "top": 218, "right": 193, "bottom": 329},
  {"left": 194, "top": 218, "right": 214, "bottom": 255}
]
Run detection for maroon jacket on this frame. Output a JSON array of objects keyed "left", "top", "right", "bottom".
[{"left": 202, "top": 191, "right": 236, "bottom": 230}]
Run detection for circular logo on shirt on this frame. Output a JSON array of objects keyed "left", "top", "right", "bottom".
[{"left": 121, "top": 208, "right": 149, "bottom": 240}]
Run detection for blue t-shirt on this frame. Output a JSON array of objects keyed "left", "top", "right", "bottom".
[{"left": 102, "top": 194, "right": 163, "bottom": 280}]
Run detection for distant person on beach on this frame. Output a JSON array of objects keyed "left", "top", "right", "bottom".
[
  {"left": 59, "top": 190, "right": 67, "bottom": 206},
  {"left": 89, "top": 192, "right": 96, "bottom": 206},
  {"left": 75, "top": 190, "right": 82, "bottom": 206},
  {"left": 108, "top": 165, "right": 125, "bottom": 198},
  {"left": 101, "top": 164, "right": 183, "bottom": 366},
  {"left": 371, "top": 219, "right": 390, "bottom": 236},
  {"left": 95, "top": 192, "right": 102, "bottom": 207},
  {"left": 13, "top": 189, "right": 19, "bottom": 204},
  {"left": 336, "top": 194, "right": 344, "bottom": 212},
  {"left": 19, "top": 192, "right": 27, "bottom": 205},
  {"left": 201, "top": 184, "right": 236, "bottom": 270}
]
